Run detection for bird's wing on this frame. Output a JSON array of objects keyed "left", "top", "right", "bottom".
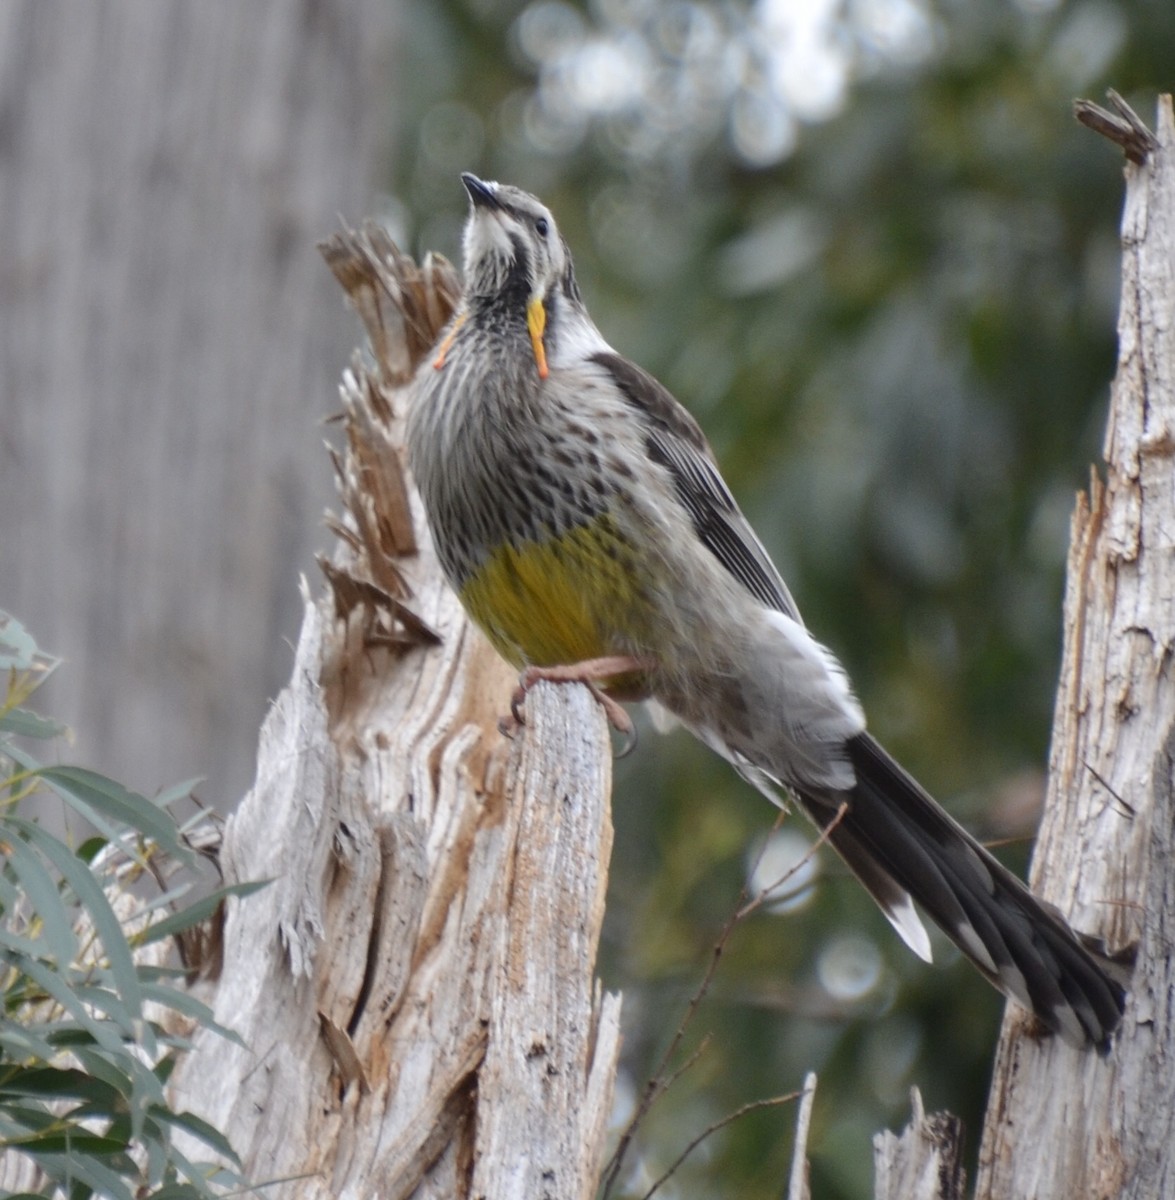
[{"left": 591, "top": 351, "right": 801, "bottom": 621}]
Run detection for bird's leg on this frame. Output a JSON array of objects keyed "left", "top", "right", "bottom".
[{"left": 500, "top": 654, "right": 654, "bottom": 755}]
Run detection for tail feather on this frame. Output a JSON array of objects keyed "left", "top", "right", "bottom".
[
  {"left": 818, "top": 821, "right": 934, "bottom": 964},
  {"left": 798, "top": 732, "right": 1125, "bottom": 1049}
]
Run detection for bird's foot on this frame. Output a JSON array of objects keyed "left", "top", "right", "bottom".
[{"left": 498, "top": 655, "right": 653, "bottom": 757}]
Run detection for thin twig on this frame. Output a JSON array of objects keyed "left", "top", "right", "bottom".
[
  {"left": 600, "top": 803, "right": 848, "bottom": 1196},
  {"left": 654, "top": 1032, "right": 712, "bottom": 1099},
  {"left": 640, "top": 1091, "right": 802, "bottom": 1200},
  {"left": 739, "top": 802, "right": 848, "bottom": 922}
]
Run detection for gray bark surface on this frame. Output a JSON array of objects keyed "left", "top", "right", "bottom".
[{"left": 0, "top": 1, "right": 394, "bottom": 806}]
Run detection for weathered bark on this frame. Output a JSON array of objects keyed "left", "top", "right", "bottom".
[
  {"left": 874, "top": 93, "right": 1175, "bottom": 1200},
  {"left": 0, "top": 1, "right": 393, "bottom": 806},
  {"left": 973, "top": 93, "right": 1175, "bottom": 1199},
  {"left": 169, "top": 230, "right": 621, "bottom": 1197},
  {"left": 872, "top": 1089, "right": 965, "bottom": 1200}
]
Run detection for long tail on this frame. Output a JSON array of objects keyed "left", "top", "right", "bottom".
[{"left": 797, "top": 732, "right": 1125, "bottom": 1049}]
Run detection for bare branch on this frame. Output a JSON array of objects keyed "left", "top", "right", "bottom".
[
  {"left": 602, "top": 804, "right": 847, "bottom": 1195},
  {"left": 640, "top": 1091, "right": 803, "bottom": 1200}
]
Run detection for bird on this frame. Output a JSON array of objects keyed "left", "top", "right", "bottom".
[{"left": 406, "top": 172, "right": 1126, "bottom": 1049}]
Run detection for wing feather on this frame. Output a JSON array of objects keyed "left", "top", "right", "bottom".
[{"left": 591, "top": 351, "right": 801, "bottom": 621}]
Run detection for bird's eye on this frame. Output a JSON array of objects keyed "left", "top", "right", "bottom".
[{"left": 535, "top": 217, "right": 549, "bottom": 237}]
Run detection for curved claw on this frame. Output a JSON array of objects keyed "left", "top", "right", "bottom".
[
  {"left": 502, "top": 660, "right": 647, "bottom": 756},
  {"left": 613, "top": 718, "right": 638, "bottom": 759},
  {"left": 584, "top": 682, "right": 637, "bottom": 758}
]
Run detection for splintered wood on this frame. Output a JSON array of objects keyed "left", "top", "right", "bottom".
[
  {"left": 975, "top": 94, "right": 1175, "bottom": 1200},
  {"left": 169, "top": 226, "right": 620, "bottom": 1199}
]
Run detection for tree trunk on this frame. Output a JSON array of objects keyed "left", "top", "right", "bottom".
[
  {"left": 873, "top": 93, "right": 1175, "bottom": 1200},
  {"left": 169, "top": 230, "right": 621, "bottom": 1197},
  {"left": 974, "top": 92, "right": 1175, "bottom": 1199},
  {"left": 0, "top": 0, "right": 394, "bottom": 808}
]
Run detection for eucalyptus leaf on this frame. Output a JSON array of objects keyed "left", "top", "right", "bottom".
[
  {"left": 0, "top": 1020, "right": 59, "bottom": 1063},
  {"left": 3, "top": 830, "right": 78, "bottom": 967},
  {"left": 150, "top": 1106, "right": 241, "bottom": 1164},
  {"left": 5, "top": 952, "right": 126, "bottom": 1056},
  {"left": 0, "top": 612, "right": 38, "bottom": 670},
  {"left": 0, "top": 1101, "right": 55, "bottom": 1134},
  {"left": 138, "top": 981, "right": 245, "bottom": 1048},
  {"left": 29, "top": 762, "right": 190, "bottom": 862},
  {"left": 0, "top": 1065, "right": 121, "bottom": 1107},
  {"left": 3, "top": 744, "right": 128, "bottom": 852},
  {"left": 152, "top": 777, "right": 204, "bottom": 811},
  {"left": 0, "top": 706, "right": 67, "bottom": 740},
  {"left": 76, "top": 835, "right": 110, "bottom": 864},
  {"left": 10, "top": 816, "right": 143, "bottom": 1020},
  {"left": 149, "top": 1185, "right": 224, "bottom": 1200},
  {"left": 147, "top": 1130, "right": 236, "bottom": 1194},
  {"left": 19, "top": 1145, "right": 136, "bottom": 1200},
  {"left": 138, "top": 879, "right": 269, "bottom": 948},
  {"left": 66, "top": 1045, "right": 138, "bottom": 1101},
  {"left": 0, "top": 925, "right": 51, "bottom": 959}
]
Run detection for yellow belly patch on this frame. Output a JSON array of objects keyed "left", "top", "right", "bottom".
[{"left": 458, "top": 519, "right": 648, "bottom": 672}]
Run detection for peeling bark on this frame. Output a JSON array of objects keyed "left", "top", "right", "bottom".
[{"left": 169, "top": 229, "right": 621, "bottom": 1197}]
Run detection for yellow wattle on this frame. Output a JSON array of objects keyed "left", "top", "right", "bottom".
[
  {"left": 526, "top": 296, "right": 549, "bottom": 379},
  {"left": 432, "top": 310, "right": 468, "bottom": 370}
]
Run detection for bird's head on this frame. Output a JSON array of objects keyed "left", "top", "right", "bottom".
[
  {"left": 459, "top": 173, "right": 572, "bottom": 308},
  {"left": 459, "top": 173, "right": 590, "bottom": 377}
]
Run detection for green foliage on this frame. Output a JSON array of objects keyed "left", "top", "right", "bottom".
[{"left": 0, "top": 613, "right": 253, "bottom": 1199}]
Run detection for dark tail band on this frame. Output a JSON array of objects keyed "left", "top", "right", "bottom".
[{"left": 799, "top": 733, "right": 1125, "bottom": 1050}]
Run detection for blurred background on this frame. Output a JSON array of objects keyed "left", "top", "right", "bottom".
[{"left": 3, "top": 1, "right": 1170, "bottom": 1196}]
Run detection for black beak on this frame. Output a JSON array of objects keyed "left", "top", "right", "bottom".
[{"left": 461, "top": 172, "right": 500, "bottom": 210}]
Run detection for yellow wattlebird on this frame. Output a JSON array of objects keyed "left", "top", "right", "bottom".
[{"left": 407, "top": 173, "right": 1125, "bottom": 1049}]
